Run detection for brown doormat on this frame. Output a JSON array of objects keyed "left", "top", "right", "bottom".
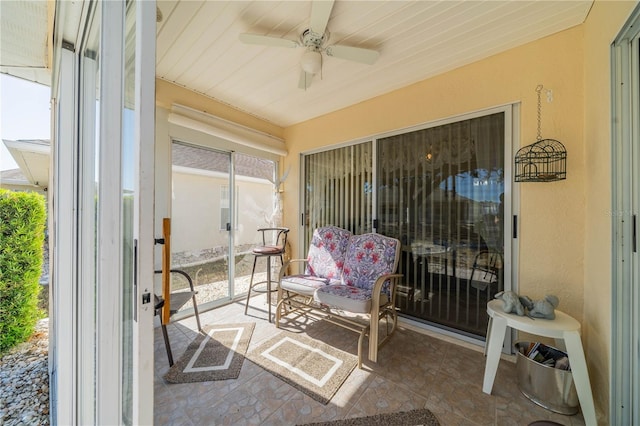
[
  {"left": 164, "top": 322, "right": 255, "bottom": 383},
  {"left": 299, "top": 408, "right": 441, "bottom": 425},
  {"left": 246, "top": 331, "right": 357, "bottom": 405}
]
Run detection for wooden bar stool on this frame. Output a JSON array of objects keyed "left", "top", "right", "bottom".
[{"left": 244, "top": 227, "right": 289, "bottom": 322}]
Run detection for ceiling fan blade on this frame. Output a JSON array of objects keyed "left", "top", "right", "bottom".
[
  {"left": 239, "top": 33, "right": 299, "bottom": 48},
  {"left": 310, "top": 0, "right": 335, "bottom": 35},
  {"left": 298, "top": 69, "right": 313, "bottom": 90},
  {"left": 325, "top": 44, "right": 380, "bottom": 65}
]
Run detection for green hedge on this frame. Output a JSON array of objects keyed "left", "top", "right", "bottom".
[{"left": 0, "top": 189, "right": 46, "bottom": 354}]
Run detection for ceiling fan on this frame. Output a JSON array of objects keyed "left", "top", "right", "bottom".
[{"left": 239, "top": 0, "right": 380, "bottom": 89}]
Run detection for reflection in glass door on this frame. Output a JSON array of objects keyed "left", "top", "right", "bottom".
[
  {"left": 171, "top": 142, "right": 232, "bottom": 308},
  {"left": 303, "top": 142, "right": 373, "bottom": 246},
  {"left": 377, "top": 112, "right": 505, "bottom": 337},
  {"left": 170, "top": 142, "right": 276, "bottom": 311},
  {"left": 231, "top": 152, "right": 278, "bottom": 299}
]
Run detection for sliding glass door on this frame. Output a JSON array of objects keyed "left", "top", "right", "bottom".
[
  {"left": 170, "top": 142, "right": 232, "bottom": 307},
  {"left": 170, "top": 142, "right": 277, "bottom": 311},
  {"left": 302, "top": 108, "right": 511, "bottom": 339},
  {"left": 377, "top": 112, "right": 505, "bottom": 336}
]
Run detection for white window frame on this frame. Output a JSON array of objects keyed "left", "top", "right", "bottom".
[
  {"left": 50, "top": 1, "right": 156, "bottom": 424},
  {"left": 220, "top": 184, "right": 239, "bottom": 230},
  {"left": 94, "top": 1, "right": 125, "bottom": 422},
  {"left": 132, "top": 0, "right": 156, "bottom": 423},
  {"left": 611, "top": 4, "right": 640, "bottom": 425},
  {"left": 50, "top": 44, "right": 79, "bottom": 426}
]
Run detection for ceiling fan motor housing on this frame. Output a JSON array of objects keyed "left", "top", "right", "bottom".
[{"left": 301, "top": 28, "right": 327, "bottom": 48}]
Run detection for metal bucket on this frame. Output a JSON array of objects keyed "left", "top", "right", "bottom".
[{"left": 514, "top": 341, "right": 579, "bottom": 415}]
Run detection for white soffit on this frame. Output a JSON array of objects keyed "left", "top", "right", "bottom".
[
  {"left": 0, "top": 0, "right": 50, "bottom": 86},
  {"left": 3, "top": 139, "right": 50, "bottom": 188}
]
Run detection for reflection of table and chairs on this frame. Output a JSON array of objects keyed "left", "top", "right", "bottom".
[
  {"left": 411, "top": 240, "right": 454, "bottom": 277},
  {"left": 471, "top": 216, "right": 504, "bottom": 298},
  {"left": 483, "top": 299, "right": 597, "bottom": 426},
  {"left": 411, "top": 241, "right": 450, "bottom": 262},
  {"left": 470, "top": 249, "right": 503, "bottom": 294},
  {"left": 244, "top": 227, "right": 289, "bottom": 322},
  {"left": 397, "top": 241, "right": 452, "bottom": 308}
]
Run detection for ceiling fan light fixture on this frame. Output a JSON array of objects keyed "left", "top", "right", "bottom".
[{"left": 301, "top": 49, "right": 322, "bottom": 74}]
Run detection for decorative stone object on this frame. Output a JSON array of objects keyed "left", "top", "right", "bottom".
[{"left": 494, "top": 290, "right": 526, "bottom": 316}]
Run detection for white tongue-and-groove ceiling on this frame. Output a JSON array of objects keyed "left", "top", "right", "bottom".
[
  {"left": 1, "top": 1, "right": 594, "bottom": 129},
  {"left": 156, "top": 0, "right": 593, "bottom": 127}
]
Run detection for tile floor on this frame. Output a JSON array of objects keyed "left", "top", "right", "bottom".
[{"left": 154, "top": 295, "right": 586, "bottom": 426}]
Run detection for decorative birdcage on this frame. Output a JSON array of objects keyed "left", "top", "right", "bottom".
[
  {"left": 515, "top": 139, "right": 567, "bottom": 182},
  {"left": 515, "top": 85, "right": 567, "bottom": 183}
]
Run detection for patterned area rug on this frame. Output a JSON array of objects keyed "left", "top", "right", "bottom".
[
  {"left": 299, "top": 408, "right": 441, "bottom": 425},
  {"left": 247, "top": 332, "right": 357, "bottom": 404},
  {"left": 164, "top": 323, "right": 255, "bottom": 383}
]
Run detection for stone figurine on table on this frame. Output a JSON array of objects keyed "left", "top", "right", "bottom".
[
  {"left": 494, "top": 291, "right": 526, "bottom": 316},
  {"left": 520, "top": 294, "right": 560, "bottom": 320},
  {"left": 494, "top": 291, "right": 560, "bottom": 319}
]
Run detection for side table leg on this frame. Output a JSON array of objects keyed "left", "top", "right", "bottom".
[
  {"left": 484, "top": 316, "right": 493, "bottom": 356},
  {"left": 563, "top": 331, "right": 597, "bottom": 426},
  {"left": 483, "top": 316, "right": 507, "bottom": 394}
]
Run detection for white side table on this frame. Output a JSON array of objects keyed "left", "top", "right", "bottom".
[{"left": 483, "top": 299, "right": 597, "bottom": 426}]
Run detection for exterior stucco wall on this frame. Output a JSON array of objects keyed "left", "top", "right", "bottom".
[{"left": 171, "top": 170, "right": 275, "bottom": 256}]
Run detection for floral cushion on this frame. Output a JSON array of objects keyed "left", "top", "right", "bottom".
[
  {"left": 305, "top": 226, "right": 353, "bottom": 280},
  {"left": 314, "top": 284, "right": 389, "bottom": 314},
  {"left": 280, "top": 275, "right": 332, "bottom": 297},
  {"left": 341, "top": 233, "right": 400, "bottom": 294}
]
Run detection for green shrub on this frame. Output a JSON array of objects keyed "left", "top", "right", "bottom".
[{"left": 0, "top": 189, "right": 46, "bottom": 354}]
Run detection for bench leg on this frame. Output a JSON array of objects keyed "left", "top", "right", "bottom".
[{"left": 357, "top": 330, "right": 365, "bottom": 369}]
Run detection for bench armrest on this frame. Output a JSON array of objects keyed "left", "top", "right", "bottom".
[
  {"left": 372, "top": 273, "right": 404, "bottom": 306},
  {"left": 278, "top": 258, "right": 308, "bottom": 280}
]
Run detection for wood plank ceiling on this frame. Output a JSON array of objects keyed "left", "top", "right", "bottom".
[{"left": 156, "top": 0, "right": 593, "bottom": 128}]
